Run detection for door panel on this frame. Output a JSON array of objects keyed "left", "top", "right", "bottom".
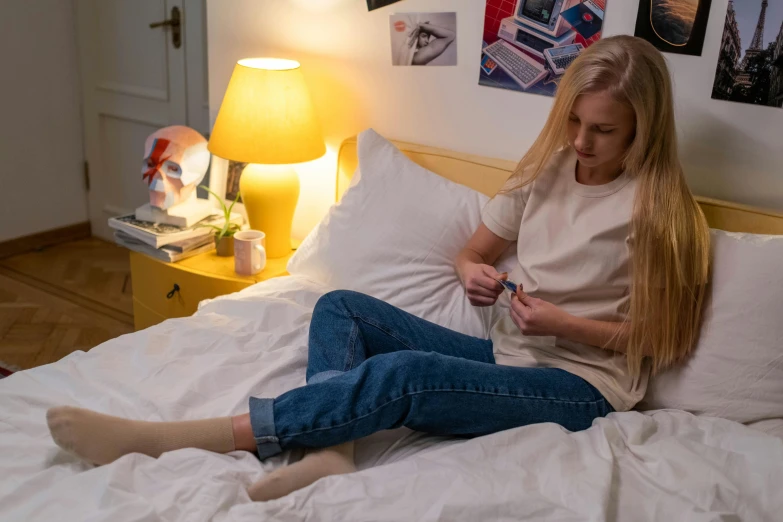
[
  {"left": 96, "top": 1, "right": 170, "bottom": 99},
  {"left": 76, "top": 0, "right": 188, "bottom": 240},
  {"left": 184, "top": 0, "right": 210, "bottom": 135}
]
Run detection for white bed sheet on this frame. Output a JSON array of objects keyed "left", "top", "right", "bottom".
[{"left": 1, "top": 276, "right": 782, "bottom": 522}]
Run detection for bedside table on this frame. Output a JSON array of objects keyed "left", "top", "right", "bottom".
[{"left": 129, "top": 249, "right": 293, "bottom": 331}]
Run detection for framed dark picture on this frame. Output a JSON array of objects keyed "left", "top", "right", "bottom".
[
  {"left": 367, "top": 0, "right": 403, "bottom": 12},
  {"left": 205, "top": 156, "right": 246, "bottom": 219},
  {"left": 225, "top": 161, "right": 245, "bottom": 202},
  {"left": 634, "top": 0, "right": 713, "bottom": 56}
]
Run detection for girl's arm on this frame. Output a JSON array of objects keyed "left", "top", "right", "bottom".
[
  {"left": 456, "top": 224, "right": 513, "bottom": 307},
  {"left": 455, "top": 223, "right": 511, "bottom": 281},
  {"left": 510, "top": 292, "right": 652, "bottom": 356},
  {"left": 560, "top": 316, "right": 634, "bottom": 354}
]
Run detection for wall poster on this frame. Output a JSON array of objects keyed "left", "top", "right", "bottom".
[
  {"left": 711, "top": 0, "right": 783, "bottom": 108},
  {"left": 367, "top": 0, "right": 403, "bottom": 12},
  {"left": 478, "top": 0, "right": 608, "bottom": 97},
  {"left": 634, "top": 0, "right": 713, "bottom": 56},
  {"left": 390, "top": 12, "right": 457, "bottom": 66}
]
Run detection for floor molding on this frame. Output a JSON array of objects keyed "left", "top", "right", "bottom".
[{"left": 0, "top": 222, "right": 92, "bottom": 259}]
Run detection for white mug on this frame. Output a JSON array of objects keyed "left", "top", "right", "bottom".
[{"left": 234, "top": 230, "right": 267, "bottom": 276}]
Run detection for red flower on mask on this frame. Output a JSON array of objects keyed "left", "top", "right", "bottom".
[{"left": 143, "top": 138, "right": 172, "bottom": 185}]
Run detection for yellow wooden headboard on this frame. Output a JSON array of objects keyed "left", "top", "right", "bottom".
[{"left": 336, "top": 136, "right": 783, "bottom": 235}]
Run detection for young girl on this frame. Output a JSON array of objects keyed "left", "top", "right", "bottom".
[{"left": 46, "top": 36, "right": 710, "bottom": 502}]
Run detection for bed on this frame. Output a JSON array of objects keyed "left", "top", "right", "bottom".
[{"left": 2, "top": 131, "right": 782, "bottom": 521}]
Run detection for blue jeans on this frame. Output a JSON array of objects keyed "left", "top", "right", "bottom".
[{"left": 249, "top": 290, "right": 614, "bottom": 459}]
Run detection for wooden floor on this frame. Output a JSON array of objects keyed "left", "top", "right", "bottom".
[{"left": 0, "top": 239, "right": 133, "bottom": 371}]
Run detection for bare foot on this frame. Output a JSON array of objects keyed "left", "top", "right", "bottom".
[{"left": 248, "top": 442, "right": 356, "bottom": 502}]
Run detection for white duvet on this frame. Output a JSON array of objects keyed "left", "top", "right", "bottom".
[{"left": 2, "top": 276, "right": 782, "bottom": 522}]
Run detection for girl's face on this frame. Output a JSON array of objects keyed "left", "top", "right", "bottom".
[
  {"left": 567, "top": 91, "right": 636, "bottom": 170},
  {"left": 418, "top": 32, "right": 430, "bottom": 48}
]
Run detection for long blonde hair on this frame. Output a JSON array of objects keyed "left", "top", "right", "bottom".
[{"left": 503, "top": 35, "right": 710, "bottom": 377}]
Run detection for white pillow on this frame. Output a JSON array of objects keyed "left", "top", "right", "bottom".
[
  {"left": 639, "top": 230, "right": 783, "bottom": 424},
  {"left": 288, "top": 129, "right": 512, "bottom": 338}
]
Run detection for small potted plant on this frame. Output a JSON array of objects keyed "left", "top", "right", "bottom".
[{"left": 199, "top": 185, "right": 241, "bottom": 257}]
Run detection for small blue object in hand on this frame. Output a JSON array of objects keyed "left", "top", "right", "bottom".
[{"left": 494, "top": 278, "right": 518, "bottom": 293}]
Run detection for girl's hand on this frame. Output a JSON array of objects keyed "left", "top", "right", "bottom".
[
  {"left": 462, "top": 263, "right": 507, "bottom": 307},
  {"left": 510, "top": 288, "right": 572, "bottom": 337}
]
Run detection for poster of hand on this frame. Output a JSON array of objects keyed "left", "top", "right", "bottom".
[{"left": 390, "top": 13, "right": 457, "bottom": 66}]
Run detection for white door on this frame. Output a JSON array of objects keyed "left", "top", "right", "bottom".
[{"left": 75, "top": 0, "right": 207, "bottom": 240}]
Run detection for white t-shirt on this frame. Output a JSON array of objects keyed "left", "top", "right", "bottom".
[{"left": 482, "top": 147, "right": 649, "bottom": 412}]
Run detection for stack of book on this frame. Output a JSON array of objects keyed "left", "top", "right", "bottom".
[{"left": 109, "top": 212, "right": 243, "bottom": 263}]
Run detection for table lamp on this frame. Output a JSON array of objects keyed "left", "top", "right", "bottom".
[{"left": 208, "top": 58, "right": 326, "bottom": 258}]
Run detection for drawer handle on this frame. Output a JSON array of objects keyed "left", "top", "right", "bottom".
[{"left": 166, "top": 284, "right": 180, "bottom": 299}]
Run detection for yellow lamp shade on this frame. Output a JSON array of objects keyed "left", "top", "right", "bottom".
[{"left": 208, "top": 58, "right": 326, "bottom": 164}]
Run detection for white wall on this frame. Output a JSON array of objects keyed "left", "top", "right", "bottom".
[
  {"left": 207, "top": 0, "right": 783, "bottom": 229},
  {"left": 0, "top": 0, "right": 88, "bottom": 242}
]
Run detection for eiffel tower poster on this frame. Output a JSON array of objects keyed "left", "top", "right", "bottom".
[{"left": 711, "top": 0, "right": 783, "bottom": 108}]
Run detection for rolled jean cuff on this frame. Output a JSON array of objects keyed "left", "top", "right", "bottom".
[
  {"left": 307, "top": 370, "right": 344, "bottom": 385},
  {"left": 248, "top": 397, "right": 282, "bottom": 460}
]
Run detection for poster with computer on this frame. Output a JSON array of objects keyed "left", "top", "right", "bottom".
[{"left": 479, "top": 0, "right": 608, "bottom": 97}]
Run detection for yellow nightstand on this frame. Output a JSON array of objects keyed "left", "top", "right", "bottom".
[{"left": 129, "top": 249, "right": 293, "bottom": 331}]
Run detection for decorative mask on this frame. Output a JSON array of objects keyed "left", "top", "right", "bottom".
[{"left": 141, "top": 126, "right": 210, "bottom": 210}]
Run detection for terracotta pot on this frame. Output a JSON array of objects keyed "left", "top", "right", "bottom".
[{"left": 215, "top": 236, "right": 234, "bottom": 257}]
